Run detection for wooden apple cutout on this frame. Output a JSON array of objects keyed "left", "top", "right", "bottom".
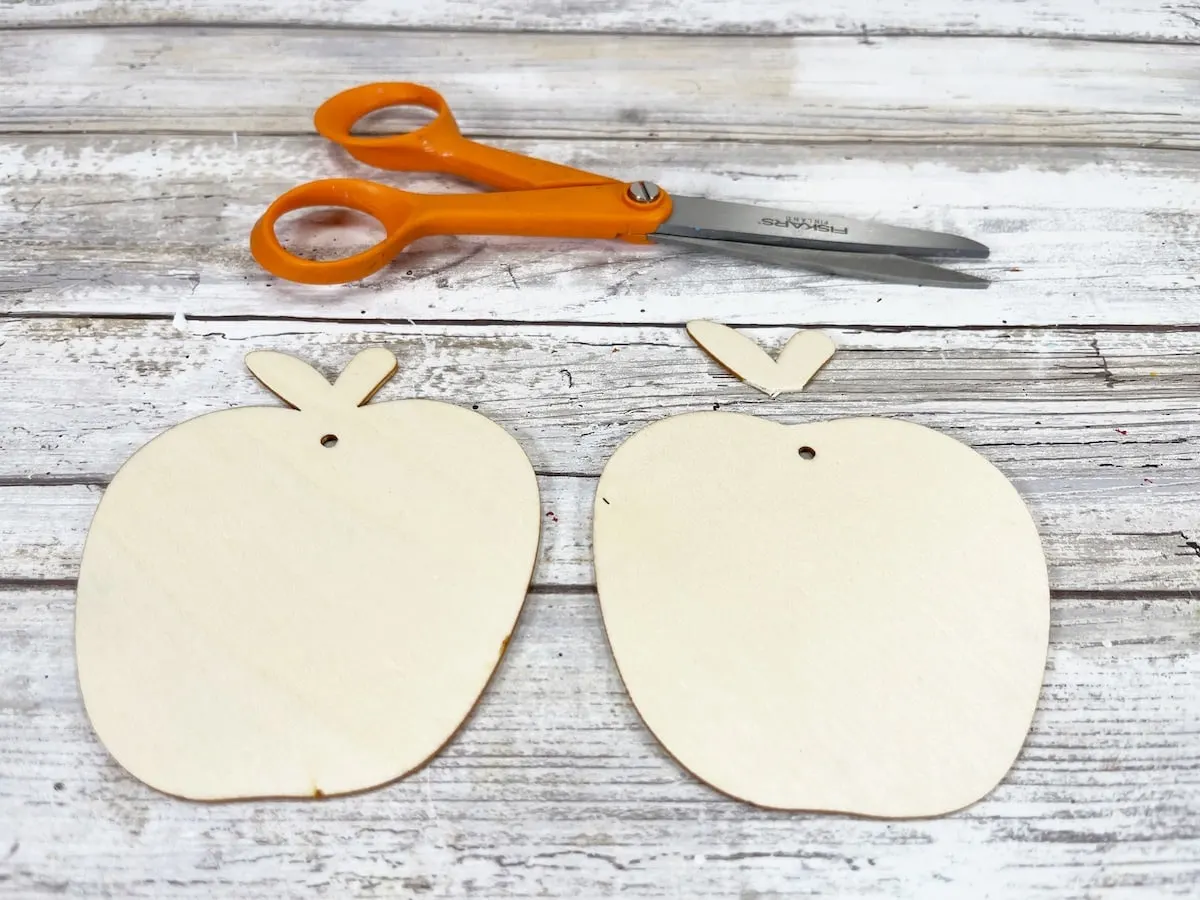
[
  {"left": 76, "top": 347, "right": 541, "bottom": 801},
  {"left": 592, "top": 322, "right": 1049, "bottom": 818}
]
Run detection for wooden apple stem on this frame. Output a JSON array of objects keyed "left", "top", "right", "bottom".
[
  {"left": 245, "top": 348, "right": 398, "bottom": 410},
  {"left": 686, "top": 320, "right": 836, "bottom": 398}
]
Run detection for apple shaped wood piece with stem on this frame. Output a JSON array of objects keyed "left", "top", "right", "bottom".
[
  {"left": 593, "top": 322, "right": 1050, "bottom": 818},
  {"left": 76, "top": 347, "right": 541, "bottom": 801}
]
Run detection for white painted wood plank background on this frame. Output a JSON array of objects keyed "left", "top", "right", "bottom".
[
  {"left": 4, "top": 138, "right": 1198, "bottom": 325},
  {"left": 0, "top": 0, "right": 1197, "bottom": 897},
  {"left": 3, "top": 588, "right": 1198, "bottom": 898},
  {"left": 3, "top": 30, "right": 1196, "bottom": 146},
  {"left": 1, "top": 321, "right": 1197, "bottom": 593},
  {"left": 3, "top": 0, "right": 1199, "bottom": 42}
]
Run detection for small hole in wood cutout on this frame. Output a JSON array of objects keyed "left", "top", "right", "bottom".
[
  {"left": 798, "top": 446, "right": 816, "bottom": 460},
  {"left": 321, "top": 434, "right": 339, "bottom": 448}
]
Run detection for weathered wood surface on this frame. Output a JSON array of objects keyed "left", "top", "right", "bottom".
[
  {"left": 3, "top": 0, "right": 1199, "bottom": 42},
  {"left": 1, "top": 0, "right": 1198, "bottom": 895},
  {"left": 3, "top": 137, "right": 1198, "bottom": 326},
  {"left": 0, "top": 320, "right": 1197, "bottom": 594},
  {"left": 2, "top": 30, "right": 1197, "bottom": 147},
  {"left": 1, "top": 587, "right": 1197, "bottom": 898}
]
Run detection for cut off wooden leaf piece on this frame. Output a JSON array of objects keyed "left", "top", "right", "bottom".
[
  {"left": 593, "top": 411, "right": 1050, "bottom": 818},
  {"left": 686, "top": 320, "right": 836, "bottom": 397},
  {"left": 75, "top": 347, "right": 541, "bottom": 801}
]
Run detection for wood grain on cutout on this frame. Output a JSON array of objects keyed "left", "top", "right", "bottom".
[
  {"left": 593, "top": 332, "right": 1050, "bottom": 816},
  {"left": 1, "top": 31, "right": 1195, "bottom": 147},
  {"left": 74, "top": 348, "right": 541, "bottom": 800},
  {"left": 3, "top": 136, "right": 1197, "bottom": 326}
]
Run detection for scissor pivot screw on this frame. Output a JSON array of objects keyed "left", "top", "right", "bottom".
[{"left": 627, "top": 181, "right": 661, "bottom": 203}]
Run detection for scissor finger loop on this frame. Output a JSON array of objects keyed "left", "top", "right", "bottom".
[{"left": 312, "top": 82, "right": 465, "bottom": 172}]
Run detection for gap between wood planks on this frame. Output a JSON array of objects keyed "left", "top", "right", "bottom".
[
  {"left": 0, "top": 580, "right": 1196, "bottom": 604},
  {"left": 8, "top": 312, "right": 1200, "bottom": 333},
  {"left": 11, "top": 131, "right": 1199, "bottom": 150}
]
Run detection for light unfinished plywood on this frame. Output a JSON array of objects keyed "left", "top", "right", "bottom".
[
  {"left": 594, "top": 326, "right": 1049, "bottom": 816},
  {"left": 686, "top": 321, "right": 836, "bottom": 396},
  {"left": 75, "top": 348, "right": 541, "bottom": 799}
]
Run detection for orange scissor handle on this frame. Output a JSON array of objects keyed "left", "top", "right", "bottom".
[
  {"left": 312, "top": 82, "right": 617, "bottom": 190},
  {"left": 249, "top": 81, "right": 639, "bottom": 284},
  {"left": 249, "top": 179, "right": 672, "bottom": 285}
]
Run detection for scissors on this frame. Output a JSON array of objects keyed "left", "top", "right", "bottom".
[{"left": 250, "top": 83, "right": 991, "bottom": 288}]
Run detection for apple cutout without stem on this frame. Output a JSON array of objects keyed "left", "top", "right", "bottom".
[
  {"left": 76, "top": 347, "right": 541, "bottom": 801},
  {"left": 592, "top": 322, "right": 1050, "bottom": 818}
]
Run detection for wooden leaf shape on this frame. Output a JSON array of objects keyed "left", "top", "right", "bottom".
[
  {"left": 686, "top": 320, "right": 835, "bottom": 398},
  {"left": 245, "top": 350, "right": 334, "bottom": 409},
  {"left": 333, "top": 347, "right": 399, "bottom": 406}
]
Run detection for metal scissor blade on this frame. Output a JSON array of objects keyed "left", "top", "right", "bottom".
[
  {"left": 653, "top": 234, "right": 991, "bottom": 289},
  {"left": 653, "top": 195, "right": 989, "bottom": 259}
]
